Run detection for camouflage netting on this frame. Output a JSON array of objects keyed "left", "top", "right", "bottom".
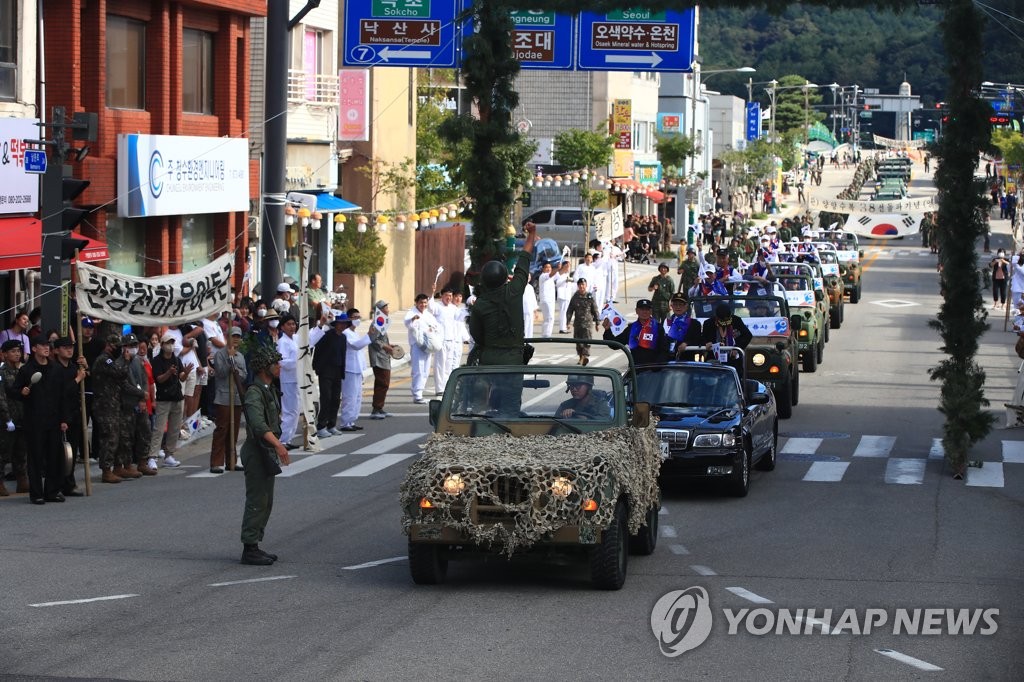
[{"left": 400, "top": 424, "right": 662, "bottom": 556}]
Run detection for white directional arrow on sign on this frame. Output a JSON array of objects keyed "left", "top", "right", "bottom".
[
  {"left": 605, "top": 52, "right": 663, "bottom": 68},
  {"left": 379, "top": 46, "right": 433, "bottom": 62}
]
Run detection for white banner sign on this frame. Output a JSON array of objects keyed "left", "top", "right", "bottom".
[
  {"left": 0, "top": 118, "right": 41, "bottom": 214},
  {"left": 117, "top": 134, "right": 249, "bottom": 218},
  {"left": 808, "top": 195, "right": 937, "bottom": 215},
  {"left": 873, "top": 134, "right": 928, "bottom": 149},
  {"left": 594, "top": 204, "right": 625, "bottom": 242},
  {"left": 844, "top": 213, "right": 922, "bottom": 238},
  {"left": 76, "top": 253, "right": 234, "bottom": 326}
]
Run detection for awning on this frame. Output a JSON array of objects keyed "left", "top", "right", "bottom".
[
  {"left": 646, "top": 189, "right": 667, "bottom": 203},
  {"left": 314, "top": 192, "right": 361, "bottom": 212},
  {"left": 0, "top": 217, "right": 108, "bottom": 270}
]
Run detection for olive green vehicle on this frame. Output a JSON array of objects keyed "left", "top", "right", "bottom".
[
  {"left": 819, "top": 230, "right": 864, "bottom": 303},
  {"left": 808, "top": 243, "right": 846, "bottom": 329},
  {"left": 773, "top": 269, "right": 827, "bottom": 373},
  {"left": 689, "top": 290, "right": 801, "bottom": 419},
  {"left": 401, "top": 340, "right": 662, "bottom": 590}
]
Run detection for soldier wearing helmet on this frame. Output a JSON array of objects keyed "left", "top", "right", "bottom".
[
  {"left": 555, "top": 375, "right": 610, "bottom": 420},
  {"left": 468, "top": 221, "right": 538, "bottom": 366}
]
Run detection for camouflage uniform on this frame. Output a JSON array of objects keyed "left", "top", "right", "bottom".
[
  {"left": 468, "top": 251, "right": 530, "bottom": 366},
  {"left": 648, "top": 273, "right": 675, "bottom": 321},
  {"left": 91, "top": 344, "right": 130, "bottom": 474},
  {"left": 0, "top": 362, "right": 28, "bottom": 492},
  {"left": 117, "top": 352, "right": 150, "bottom": 470},
  {"left": 566, "top": 290, "right": 600, "bottom": 359},
  {"left": 678, "top": 258, "right": 702, "bottom": 294}
]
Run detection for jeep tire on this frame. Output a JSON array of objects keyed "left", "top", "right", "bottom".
[
  {"left": 408, "top": 541, "right": 448, "bottom": 585},
  {"left": 629, "top": 502, "right": 659, "bottom": 556},
  {"left": 802, "top": 342, "right": 818, "bottom": 373},
  {"left": 776, "top": 376, "right": 793, "bottom": 419},
  {"left": 591, "top": 499, "right": 629, "bottom": 590}
]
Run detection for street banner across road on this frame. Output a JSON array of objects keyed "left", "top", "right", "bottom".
[
  {"left": 809, "top": 195, "right": 938, "bottom": 215},
  {"left": 872, "top": 134, "right": 928, "bottom": 149},
  {"left": 844, "top": 213, "right": 923, "bottom": 238},
  {"left": 76, "top": 253, "right": 234, "bottom": 326}
]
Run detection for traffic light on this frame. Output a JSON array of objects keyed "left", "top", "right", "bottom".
[{"left": 61, "top": 172, "right": 91, "bottom": 231}]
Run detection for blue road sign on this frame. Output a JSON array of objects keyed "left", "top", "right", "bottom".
[
  {"left": 24, "top": 149, "right": 47, "bottom": 174},
  {"left": 745, "top": 102, "right": 761, "bottom": 142},
  {"left": 342, "top": 0, "right": 462, "bottom": 68},
  {"left": 508, "top": 9, "right": 575, "bottom": 70},
  {"left": 576, "top": 8, "right": 695, "bottom": 72}
]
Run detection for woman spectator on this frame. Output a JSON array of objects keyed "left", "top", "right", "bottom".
[
  {"left": 1012, "top": 249, "right": 1024, "bottom": 308},
  {"left": 992, "top": 250, "right": 1010, "bottom": 310}
]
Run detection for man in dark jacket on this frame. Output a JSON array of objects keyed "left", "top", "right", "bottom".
[
  {"left": 11, "top": 336, "right": 66, "bottom": 503},
  {"left": 702, "top": 303, "right": 753, "bottom": 375},
  {"left": 602, "top": 298, "right": 670, "bottom": 365},
  {"left": 51, "top": 336, "right": 88, "bottom": 496},
  {"left": 309, "top": 309, "right": 348, "bottom": 438},
  {"left": 0, "top": 339, "right": 28, "bottom": 494}
]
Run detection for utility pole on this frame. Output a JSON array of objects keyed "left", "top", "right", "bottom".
[{"left": 261, "top": 0, "right": 289, "bottom": 297}]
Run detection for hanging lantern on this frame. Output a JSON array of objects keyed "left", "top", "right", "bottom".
[
  {"left": 543, "top": 175, "right": 553, "bottom": 187},
  {"left": 581, "top": 170, "right": 589, "bottom": 181},
  {"left": 334, "top": 213, "right": 346, "bottom": 232},
  {"left": 534, "top": 173, "right": 544, "bottom": 186},
  {"left": 311, "top": 211, "right": 322, "bottom": 230},
  {"left": 448, "top": 203, "right": 459, "bottom": 216},
  {"left": 554, "top": 175, "right": 562, "bottom": 187},
  {"left": 439, "top": 207, "right": 449, "bottom": 220},
  {"left": 419, "top": 211, "right": 431, "bottom": 228},
  {"left": 526, "top": 176, "right": 534, "bottom": 188},
  {"left": 284, "top": 205, "right": 296, "bottom": 226},
  {"left": 571, "top": 172, "right": 580, "bottom": 184},
  {"left": 597, "top": 175, "right": 606, "bottom": 187},
  {"left": 376, "top": 214, "right": 389, "bottom": 231},
  {"left": 297, "top": 206, "right": 311, "bottom": 227},
  {"left": 396, "top": 214, "right": 407, "bottom": 231},
  {"left": 429, "top": 208, "right": 439, "bottom": 225},
  {"left": 357, "top": 215, "right": 369, "bottom": 233}
]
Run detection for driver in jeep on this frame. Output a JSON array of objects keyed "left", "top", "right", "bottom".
[{"left": 556, "top": 375, "right": 611, "bottom": 420}]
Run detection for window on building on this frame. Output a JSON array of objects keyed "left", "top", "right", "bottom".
[
  {"left": 0, "top": 0, "right": 15, "bottom": 100},
  {"left": 303, "top": 29, "right": 325, "bottom": 101},
  {"left": 105, "top": 217, "right": 145, "bottom": 277},
  {"left": 181, "top": 214, "right": 212, "bottom": 272},
  {"left": 183, "top": 29, "right": 214, "bottom": 114},
  {"left": 107, "top": 15, "right": 146, "bottom": 109}
]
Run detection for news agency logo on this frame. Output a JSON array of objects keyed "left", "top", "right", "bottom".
[
  {"left": 149, "top": 150, "right": 164, "bottom": 199},
  {"left": 650, "top": 586, "right": 714, "bottom": 657},
  {"left": 651, "top": 586, "right": 999, "bottom": 658}
]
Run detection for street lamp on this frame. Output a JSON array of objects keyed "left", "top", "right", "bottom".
[{"left": 802, "top": 81, "right": 819, "bottom": 147}]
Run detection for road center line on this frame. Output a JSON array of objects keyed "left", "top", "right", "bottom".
[
  {"left": 691, "top": 565, "right": 717, "bottom": 576},
  {"left": 725, "top": 587, "right": 774, "bottom": 604},
  {"left": 341, "top": 556, "right": 408, "bottom": 570},
  {"left": 660, "top": 525, "right": 677, "bottom": 538},
  {"left": 669, "top": 544, "right": 689, "bottom": 555},
  {"left": 30, "top": 593, "right": 140, "bottom": 607},
  {"left": 208, "top": 575, "right": 297, "bottom": 587},
  {"left": 874, "top": 648, "right": 944, "bottom": 671}
]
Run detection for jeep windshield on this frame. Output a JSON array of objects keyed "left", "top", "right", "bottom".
[
  {"left": 633, "top": 366, "right": 741, "bottom": 412},
  {"left": 446, "top": 370, "right": 617, "bottom": 423}
]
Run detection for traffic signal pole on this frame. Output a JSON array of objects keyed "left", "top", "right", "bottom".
[{"left": 40, "top": 106, "right": 69, "bottom": 336}]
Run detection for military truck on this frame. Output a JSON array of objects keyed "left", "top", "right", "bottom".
[
  {"left": 689, "top": 290, "right": 801, "bottom": 419},
  {"left": 401, "top": 340, "right": 662, "bottom": 590},
  {"left": 772, "top": 269, "right": 827, "bottom": 373}
]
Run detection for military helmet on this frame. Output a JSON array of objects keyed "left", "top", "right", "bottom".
[
  {"left": 106, "top": 333, "right": 123, "bottom": 348},
  {"left": 122, "top": 333, "right": 139, "bottom": 346},
  {"left": 566, "top": 374, "right": 595, "bottom": 387},
  {"left": 480, "top": 259, "right": 508, "bottom": 289}
]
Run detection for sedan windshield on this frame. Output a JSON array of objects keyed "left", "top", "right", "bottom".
[{"left": 634, "top": 368, "right": 740, "bottom": 410}]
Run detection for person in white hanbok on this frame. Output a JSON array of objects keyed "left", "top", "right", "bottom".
[
  {"left": 537, "top": 263, "right": 560, "bottom": 337},
  {"left": 429, "top": 288, "right": 463, "bottom": 395},
  {"left": 404, "top": 294, "right": 439, "bottom": 403},
  {"left": 522, "top": 273, "right": 539, "bottom": 339}
]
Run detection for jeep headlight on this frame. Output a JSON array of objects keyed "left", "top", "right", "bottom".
[
  {"left": 799, "top": 328, "right": 808, "bottom": 338},
  {"left": 441, "top": 473, "right": 466, "bottom": 495},
  {"left": 551, "top": 476, "right": 574, "bottom": 498},
  {"left": 693, "top": 433, "right": 736, "bottom": 447},
  {"left": 751, "top": 353, "right": 766, "bottom": 367}
]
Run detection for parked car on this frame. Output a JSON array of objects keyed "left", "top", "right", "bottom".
[{"left": 521, "top": 206, "right": 608, "bottom": 254}]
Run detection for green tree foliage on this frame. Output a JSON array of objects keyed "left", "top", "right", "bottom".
[
  {"left": 332, "top": 226, "right": 387, "bottom": 276},
  {"left": 720, "top": 138, "right": 778, "bottom": 188},
  {"left": 992, "top": 129, "right": 1024, "bottom": 177},
  {"left": 552, "top": 128, "right": 615, "bottom": 240},
  {"left": 654, "top": 133, "right": 697, "bottom": 177},
  {"left": 772, "top": 75, "right": 826, "bottom": 139}
]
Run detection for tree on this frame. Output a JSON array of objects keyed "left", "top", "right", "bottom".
[
  {"left": 355, "top": 158, "right": 416, "bottom": 213},
  {"left": 333, "top": 226, "right": 387, "bottom": 276},
  {"left": 552, "top": 128, "right": 615, "bottom": 243},
  {"left": 654, "top": 133, "right": 698, "bottom": 178},
  {"left": 772, "top": 74, "right": 826, "bottom": 140},
  {"left": 992, "top": 128, "right": 1024, "bottom": 184}
]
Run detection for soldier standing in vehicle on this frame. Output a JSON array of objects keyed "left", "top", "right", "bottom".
[
  {"left": 468, "top": 222, "right": 537, "bottom": 366},
  {"left": 566, "top": 278, "right": 600, "bottom": 366}
]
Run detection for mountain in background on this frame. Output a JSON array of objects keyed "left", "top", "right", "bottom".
[{"left": 696, "top": 2, "right": 1024, "bottom": 106}]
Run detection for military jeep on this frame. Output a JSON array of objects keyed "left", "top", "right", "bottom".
[
  {"left": 689, "top": 290, "right": 801, "bottom": 419},
  {"left": 773, "top": 270, "right": 827, "bottom": 373},
  {"left": 808, "top": 243, "right": 846, "bottom": 328},
  {"left": 401, "top": 340, "right": 662, "bottom": 590}
]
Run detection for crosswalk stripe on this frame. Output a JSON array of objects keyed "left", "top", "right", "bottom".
[
  {"left": 278, "top": 454, "right": 346, "bottom": 478},
  {"left": 332, "top": 452, "right": 418, "bottom": 477},
  {"left": 802, "top": 461, "right": 849, "bottom": 482},
  {"left": 782, "top": 437, "right": 822, "bottom": 454},
  {"left": 966, "top": 462, "right": 1005, "bottom": 488},
  {"left": 187, "top": 470, "right": 224, "bottom": 478},
  {"left": 314, "top": 433, "right": 365, "bottom": 449},
  {"left": 854, "top": 435, "right": 897, "bottom": 458},
  {"left": 929, "top": 438, "right": 944, "bottom": 460},
  {"left": 884, "top": 458, "right": 926, "bottom": 485},
  {"left": 350, "top": 432, "right": 424, "bottom": 456},
  {"left": 1001, "top": 440, "right": 1024, "bottom": 464}
]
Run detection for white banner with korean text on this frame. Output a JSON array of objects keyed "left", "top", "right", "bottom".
[
  {"left": 76, "top": 254, "right": 234, "bottom": 326},
  {"left": 873, "top": 134, "right": 928, "bottom": 149},
  {"left": 594, "top": 204, "right": 625, "bottom": 242},
  {"left": 808, "top": 195, "right": 937, "bottom": 215}
]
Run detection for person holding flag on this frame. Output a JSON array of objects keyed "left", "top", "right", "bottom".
[
  {"left": 367, "top": 301, "right": 395, "bottom": 419},
  {"left": 664, "top": 293, "right": 703, "bottom": 359},
  {"left": 602, "top": 299, "right": 669, "bottom": 366}
]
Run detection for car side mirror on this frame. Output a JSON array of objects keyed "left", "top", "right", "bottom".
[
  {"left": 749, "top": 391, "right": 770, "bottom": 405},
  {"left": 814, "top": 290, "right": 825, "bottom": 302},
  {"left": 428, "top": 399, "right": 441, "bottom": 427},
  {"left": 632, "top": 401, "right": 651, "bottom": 427},
  {"left": 790, "top": 315, "right": 802, "bottom": 334}
]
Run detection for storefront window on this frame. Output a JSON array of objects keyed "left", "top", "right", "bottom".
[
  {"left": 105, "top": 216, "right": 144, "bottom": 276},
  {"left": 182, "top": 214, "right": 213, "bottom": 272}
]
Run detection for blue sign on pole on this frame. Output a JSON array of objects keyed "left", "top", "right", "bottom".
[
  {"left": 508, "top": 9, "right": 575, "bottom": 70},
  {"left": 576, "top": 8, "right": 695, "bottom": 72},
  {"left": 745, "top": 102, "right": 761, "bottom": 142},
  {"left": 24, "top": 149, "right": 47, "bottom": 174},
  {"left": 342, "top": 0, "right": 462, "bottom": 68}
]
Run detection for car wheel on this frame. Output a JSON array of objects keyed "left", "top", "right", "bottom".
[
  {"left": 816, "top": 339, "right": 824, "bottom": 365},
  {"left": 730, "top": 447, "right": 751, "bottom": 497},
  {"left": 831, "top": 306, "right": 841, "bottom": 329},
  {"left": 824, "top": 320, "right": 831, "bottom": 342},
  {"left": 590, "top": 499, "right": 629, "bottom": 590},
  {"left": 755, "top": 425, "right": 778, "bottom": 471},
  {"left": 791, "top": 367, "right": 800, "bottom": 406},
  {"left": 775, "top": 375, "right": 793, "bottom": 419},
  {"left": 851, "top": 284, "right": 861, "bottom": 304},
  {"left": 802, "top": 342, "right": 818, "bottom": 373},
  {"left": 408, "top": 541, "right": 448, "bottom": 585},
  {"left": 629, "top": 502, "right": 659, "bottom": 556}
]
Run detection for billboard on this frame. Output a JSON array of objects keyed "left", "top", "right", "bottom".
[{"left": 0, "top": 118, "right": 41, "bottom": 214}]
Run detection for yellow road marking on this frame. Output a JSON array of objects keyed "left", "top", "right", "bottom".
[{"left": 859, "top": 238, "right": 888, "bottom": 273}]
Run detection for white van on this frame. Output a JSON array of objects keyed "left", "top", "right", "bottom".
[{"left": 520, "top": 206, "right": 608, "bottom": 252}]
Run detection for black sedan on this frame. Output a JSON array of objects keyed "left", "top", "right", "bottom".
[{"left": 630, "top": 362, "right": 778, "bottom": 497}]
